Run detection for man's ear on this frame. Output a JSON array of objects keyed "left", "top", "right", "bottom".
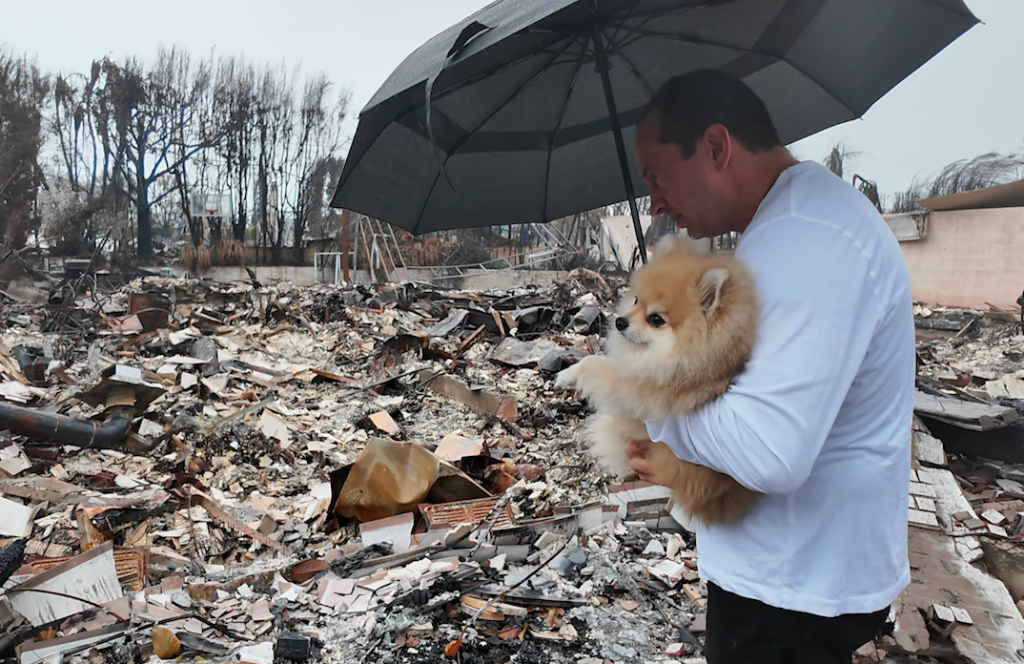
[
  {"left": 699, "top": 267, "right": 729, "bottom": 315},
  {"left": 703, "top": 124, "right": 732, "bottom": 171}
]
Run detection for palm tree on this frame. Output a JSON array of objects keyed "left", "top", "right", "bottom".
[
  {"left": 821, "top": 142, "right": 864, "bottom": 180},
  {"left": 925, "top": 151, "right": 1023, "bottom": 198},
  {"left": 889, "top": 151, "right": 1023, "bottom": 213},
  {"left": 821, "top": 142, "right": 882, "bottom": 211}
]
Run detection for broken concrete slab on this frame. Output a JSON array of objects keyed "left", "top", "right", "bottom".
[
  {"left": 489, "top": 337, "right": 563, "bottom": 368},
  {"left": 0, "top": 495, "right": 37, "bottom": 537},
  {"left": 892, "top": 450, "right": 1024, "bottom": 661},
  {"left": 359, "top": 512, "right": 414, "bottom": 555},
  {"left": 914, "top": 389, "right": 1018, "bottom": 431}
]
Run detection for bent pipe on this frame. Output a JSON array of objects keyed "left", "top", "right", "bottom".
[{"left": 0, "top": 402, "right": 134, "bottom": 449}]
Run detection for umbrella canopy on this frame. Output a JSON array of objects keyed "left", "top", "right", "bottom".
[{"left": 331, "top": 0, "right": 978, "bottom": 255}]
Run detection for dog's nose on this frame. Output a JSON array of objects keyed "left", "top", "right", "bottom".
[{"left": 615, "top": 316, "right": 629, "bottom": 331}]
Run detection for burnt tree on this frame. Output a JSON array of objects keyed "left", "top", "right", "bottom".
[
  {"left": 0, "top": 51, "right": 48, "bottom": 249},
  {"left": 93, "top": 48, "right": 222, "bottom": 257}
]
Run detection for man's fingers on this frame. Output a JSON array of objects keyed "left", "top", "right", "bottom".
[
  {"left": 625, "top": 438, "right": 650, "bottom": 459},
  {"left": 624, "top": 439, "right": 657, "bottom": 482},
  {"left": 628, "top": 456, "right": 653, "bottom": 482},
  {"left": 626, "top": 461, "right": 651, "bottom": 481}
]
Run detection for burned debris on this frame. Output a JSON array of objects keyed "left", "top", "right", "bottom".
[
  {"left": 0, "top": 272, "right": 714, "bottom": 664},
  {"left": 3, "top": 267, "right": 1024, "bottom": 664}
]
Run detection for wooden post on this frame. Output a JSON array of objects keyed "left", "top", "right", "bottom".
[
  {"left": 339, "top": 209, "right": 351, "bottom": 285},
  {"left": 358, "top": 216, "right": 377, "bottom": 283}
]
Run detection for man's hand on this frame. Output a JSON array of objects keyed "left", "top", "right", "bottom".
[{"left": 625, "top": 438, "right": 655, "bottom": 483}]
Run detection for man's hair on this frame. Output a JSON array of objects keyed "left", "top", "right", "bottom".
[{"left": 640, "top": 70, "right": 782, "bottom": 158}]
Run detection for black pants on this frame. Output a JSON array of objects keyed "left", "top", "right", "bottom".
[{"left": 704, "top": 582, "right": 889, "bottom": 664}]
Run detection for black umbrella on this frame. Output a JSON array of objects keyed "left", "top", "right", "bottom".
[{"left": 330, "top": 0, "right": 978, "bottom": 263}]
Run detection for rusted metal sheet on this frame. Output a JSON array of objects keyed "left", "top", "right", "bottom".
[
  {"left": 30, "top": 547, "right": 148, "bottom": 592},
  {"left": 420, "top": 496, "right": 514, "bottom": 531},
  {"left": 330, "top": 437, "right": 491, "bottom": 523}
]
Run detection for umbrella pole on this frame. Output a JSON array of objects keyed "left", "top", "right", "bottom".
[{"left": 592, "top": 26, "right": 648, "bottom": 264}]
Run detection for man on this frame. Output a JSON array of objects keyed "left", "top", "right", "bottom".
[{"left": 625, "top": 70, "right": 914, "bottom": 663}]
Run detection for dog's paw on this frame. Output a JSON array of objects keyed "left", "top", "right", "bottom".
[
  {"left": 554, "top": 359, "right": 588, "bottom": 388},
  {"left": 591, "top": 439, "right": 635, "bottom": 479},
  {"left": 584, "top": 414, "right": 631, "bottom": 477}
]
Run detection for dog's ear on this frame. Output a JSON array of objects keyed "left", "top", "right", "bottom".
[{"left": 699, "top": 267, "right": 729, "bottom": 315}]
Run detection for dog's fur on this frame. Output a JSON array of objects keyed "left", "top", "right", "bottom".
[{"left": 556, "top": 233, "right": 761, "bottom": 526}]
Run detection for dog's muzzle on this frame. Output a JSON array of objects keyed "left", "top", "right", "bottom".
[{"left": 614, "top": 317, "right": 645, "bottom": 345}]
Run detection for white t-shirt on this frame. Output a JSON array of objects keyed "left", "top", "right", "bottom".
[{"left": 645, "top": 160, "right": 914, "bottom": 618}]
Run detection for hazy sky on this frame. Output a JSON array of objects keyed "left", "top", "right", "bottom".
[{"left": 4, "top": 0, "right": 1019, "bottom": 201}]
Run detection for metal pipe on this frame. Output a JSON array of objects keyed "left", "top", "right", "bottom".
[
  {"left": 592, "top": 20, "right": 648, "bottom": 264},
  {"left": 0, "top": 401, "right": 134, "bottom": 449}
]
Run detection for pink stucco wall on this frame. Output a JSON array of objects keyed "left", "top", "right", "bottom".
[{"left": 900, "top": 207, "right": 1024, "bottom": 310}]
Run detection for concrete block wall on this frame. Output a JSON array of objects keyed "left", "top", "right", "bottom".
[{"left": 900, "top": 207, "right": 1024, "bottom": 311}]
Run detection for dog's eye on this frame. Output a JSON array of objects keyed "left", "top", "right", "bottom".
[
  {"left": 647, "top": 313, "right": 665, "bottom": 327},
  {"left": 633, "top": 297, "right": 638, "bottom": 305}
]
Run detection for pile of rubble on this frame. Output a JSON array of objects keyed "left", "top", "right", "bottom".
[
  {"left": 898, "top": 302, "right": 1024, "bottom": 661},
  {"left": 914, "top": 302, "right": 1024, "bottom": 403},
  {"left": 0, "top": 271, "right": 717, "bottom": 664},
  {"left": 4, "top": 267, "right": 1024, "bottom": 664}
]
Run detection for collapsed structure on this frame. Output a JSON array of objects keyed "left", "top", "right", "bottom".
[{"left": 0, "top": 262, "right": 1022, "bottom": 663}]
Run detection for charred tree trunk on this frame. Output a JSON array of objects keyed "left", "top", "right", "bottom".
[{"left": 136, "top": 200, "right": 153, "bottom": 256}]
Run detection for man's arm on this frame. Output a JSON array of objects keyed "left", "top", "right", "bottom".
[{"left": 644, "top": 218, "right": 879, "bottom": 495}]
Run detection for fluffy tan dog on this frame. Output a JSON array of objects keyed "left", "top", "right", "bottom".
[{"left": 556, "top": 233, "right": 761, "bottom": 526}]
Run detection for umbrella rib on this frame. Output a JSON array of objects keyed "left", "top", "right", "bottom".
[
  {"left": 598, "top": 7, "right": 667, "bottom": 94},
  {"left": 622, "top": 26, "right": 861, "bottom": 117},
  {"left": 597, "top": 0, "right": 658, "bottom": 55},
  {"left": 406, "top": 0, "right": 713, "bottom": 111},
  {"left": 419, "top": 0, "right": 719, "bottom": 107},
  {"left": 596, "top": 25, "right": 656, "bottom": 97},
  {"left": 413, "top": 38, "right": 581, "bottom": 228},
  {"left": 541, "top": 38, "right": 590, "bottom": 222},
  {"left": 600, "top": 11, "right": 657, "bottom": 57},
  {"left": 425, "top": 31, "right": 579, "bottom": 106},
  {"left": 446, "top": 38, "right": 581, "bottom": 157}
]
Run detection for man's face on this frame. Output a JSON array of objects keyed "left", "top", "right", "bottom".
[{"left": 634, "top": 115, "right": 728, "bottom": 239}]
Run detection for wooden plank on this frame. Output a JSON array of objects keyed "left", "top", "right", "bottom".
[
  {"left": 913, "top": 390, "right": 1018, "bottom": 431},
  {"left": 682, "top": 583, "right": 707, "bottom": 607}
]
